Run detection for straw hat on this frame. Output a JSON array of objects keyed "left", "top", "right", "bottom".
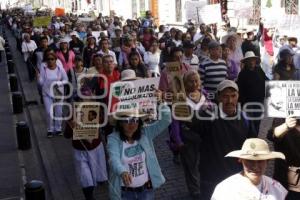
[
  {"left": 58, "top": 37, "right": 70, "bottom": 45},
  {"left": 121, "top": 69, "right": 140, "bottom": 81},
  {"left": 114, "top": 26, "right": 122, "bottom": 31},
  {"left": 109, "top": 109, "right": 148, "bottom": 126},
  {"left": 221, "top": 31, "right": 237, "bottom": 44},
  {"left": 114, "top": 109, "right": 147, "bottom": 119},
  {"left": 70, "top": 31, "right": 79, "bottom": 38},
  {"left": 226, "top": 138, "right": 285, "bottom": 160},
  {"left": 241, "top": 51, "right": 260, "bottom": 63}
]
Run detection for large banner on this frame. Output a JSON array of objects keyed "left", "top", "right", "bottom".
[
  {"left": 33, "top": 16, "right": 51, "bottom": 27},
  {"left": 108, "top": 78, "right": 160, "bottom": 118},
  {"left": 265, "top": 81, "right": 300, "bottom": 118},
  {"left": 73, "top": 103, "right": 100, "bottom": 140}
]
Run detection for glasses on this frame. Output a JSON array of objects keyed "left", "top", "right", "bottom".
[
  {"left": 120, "top": 117, "right": 139, "bottom": 124},
  {"left": 47, "top": 58, "right": 55, "bottom": 61}
]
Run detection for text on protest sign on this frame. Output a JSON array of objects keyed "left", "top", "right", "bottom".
[
  {"left": 73, "top": 103, "right": 100, "bottom": 140},
  {"left": 108, "top": 77, "right": 160, "bottom": 118},
  {"left": 266, "top": 81, "right": 300, "bottom": 118}
]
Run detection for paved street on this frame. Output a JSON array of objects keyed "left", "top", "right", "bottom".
[
  {"left": 2, "top": 26, "right": 190, "bottom": 200},
  {"left": 1, "top": 26, "right": 276, "bottom": 200}
]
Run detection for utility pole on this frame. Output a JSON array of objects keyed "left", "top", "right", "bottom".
[{"left": 196, "top": 6, "right": 200, "bottom": 25}]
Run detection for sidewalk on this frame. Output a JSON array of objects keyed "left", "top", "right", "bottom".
[{"left": 0, "top": 28, "right": 21, "bottom": 200}]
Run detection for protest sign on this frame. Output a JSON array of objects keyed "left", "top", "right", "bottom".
[
  {"left": 165, "top": 61, "right": 181, "bottom": 73},
  {"left": 184, "top": 0, "right": 207, "bottom": 24},
  {"left": 108, "top": 78, "right": 159, "bottom": 119},
  {"left": 111, "top": 38, "right": 121, "bottom": 48},
  {"left": 277, "top": 15, "right": 300, "bottom": 37},
  {"left": 92, "top": 31, "right": 107, "bottom": 43},
  {"left": 198, "top": 4, "right": 222, "bottom": 25},
  {"left": 73, "top": 103, "right": 100, "bottom": 140},
  {"left": 55, "top": 7, "right": 65, "bottom": 17},
  {"left": 266, "top": 81, "right": 300, "bottom": 118},
  {"left": 33, "top": 16, "right": 51, "bottom": 27},
  {"left": 78, "top": 17, "right": 95, "bottom": 22},
  {"left": 229, "top": 0, "right": 253, "bottom": 18},
  {"left": 165, "top": 62, "right": 190, "bottom": 119}
]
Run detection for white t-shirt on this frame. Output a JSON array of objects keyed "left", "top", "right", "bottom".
[
  {"left": 121, "top": 141, "right": 149, "bottom": 188},
  {"left": 182, "top": 54, "right": 199, "bottom": 71},
  {"left": 144, "top": 51, "right": 160, "bottom": 75},
  {"left": 211, "top": 173, "right": 288, "bottom": 200},
  {"left": 21, "top": 40, "right": 37, "bottom": 61},
  {"left": 186, "top": 94, "right": 206, "bottom": 111},
  {"left": 97, "top": 49, "right": 118, "bottom": 64}
]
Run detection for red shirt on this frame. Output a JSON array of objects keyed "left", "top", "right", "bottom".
[{"left": 99, "top": 69, "right": 120, "bottom": 104}]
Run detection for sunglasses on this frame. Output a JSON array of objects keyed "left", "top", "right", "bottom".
[
  {"left": 47, "top": 57, "right": 56, "bottom": 61},
  {"left": 120, "top": 117, "right": 139, "bottom": 124}
]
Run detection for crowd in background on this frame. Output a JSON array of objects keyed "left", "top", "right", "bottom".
[{"left": 0, "top": 8, "right": 299, "bottom": 200}]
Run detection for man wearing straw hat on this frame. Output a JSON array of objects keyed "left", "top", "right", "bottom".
[
  {"left": 191, "top": 80, "right": 256, "bottom": 199},
  {"left": 211, "top": 138, "right": 287, "bottom": 200}
]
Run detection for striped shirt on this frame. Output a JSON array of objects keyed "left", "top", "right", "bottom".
[{"left": 199, "top": 58, "right": 228, "bottom": 94}]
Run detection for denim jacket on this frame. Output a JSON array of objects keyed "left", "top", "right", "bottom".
[{"left": 107, "top": 104, "right": 171, "bottom": 200}]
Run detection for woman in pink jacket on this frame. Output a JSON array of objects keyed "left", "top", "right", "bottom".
[{"left": 56, "top": 38, "right": 75, "bottom": 72}]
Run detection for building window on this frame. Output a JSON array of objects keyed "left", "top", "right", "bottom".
[
  {"left": 140, "top": 0, "right": 145, "bottom": 11},
  {"left": 284, "top": 0, "right": 298, "bottom": 14},
  {"left": 209, "top": 0, "right": 220, "bottom": 4},
  {"left": 175, "top": 0, "right": 182, "bottom": 22},
  {"left": 132, "top": 0, "right": 138, "bottom": 18},
  {"left": 249, "top": 0, "right": 261, "bottom": 25}
]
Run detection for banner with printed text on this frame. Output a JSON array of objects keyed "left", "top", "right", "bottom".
[
  {"left": 108, "top": 78, "right": 160, "bottom": 119},
  {"left": 266, "top": 81, "right": 300, "bottom": 118},
  {"left": 33, "top": 16, "right": 51, "bottom": 27}
]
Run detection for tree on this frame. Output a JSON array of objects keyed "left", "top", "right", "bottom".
[{"left": 266, "top": 0, "right": 272, "bottom": 8}]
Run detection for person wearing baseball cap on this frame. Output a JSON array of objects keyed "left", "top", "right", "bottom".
[
  {"left": 211, "top": 138, "right": 287, "bottom": 200},
  {"left": 273, "top": 48, "right": 295, "bottom": 80},
  {"left": 199, "top": 40, "right": 227, "bottom": 95},
  {"left": 190, "top": 79, "right": 256, "bottom": 199},
  {"left": 69, "top": 31, "right": 84, "bottom": 56},
  {"left": 182, "top": 41, "right": 199, "bottom": 71}
]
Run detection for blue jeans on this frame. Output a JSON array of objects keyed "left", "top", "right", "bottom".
[{"left": 121, "top": 189, "right": 154, "bottom": 200}]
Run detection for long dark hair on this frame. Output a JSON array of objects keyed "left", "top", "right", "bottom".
[
  {"left": 115, "top": 119, "right": 144, "bottom": 141},
  {"left": 128, "top": 50, "right": 143, "bottom": 68}
]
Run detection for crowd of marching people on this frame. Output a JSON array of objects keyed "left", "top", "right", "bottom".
[{"left": 0, "top": 7, "right": 299, "bottom": 200}]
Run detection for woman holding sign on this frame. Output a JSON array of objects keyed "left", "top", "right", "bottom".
[
  {"left": 159, "top": 47, "right": 190, "bottom": 164},
  {"left": 107, "top": 95, "right": 171, "bottom": 200},
  {"left": 64, "top": 87, "right": 108, "bottom": 200},
  {"left": 268, "top": 116, "right": 300, "bottom": 199},
  {"left": 179, "top": 70, "right": 211, "bottom": 199}
]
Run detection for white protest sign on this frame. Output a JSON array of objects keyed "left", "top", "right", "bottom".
[
  {"left": 108, "top": 77, "right": 160, "bottom": 119},
  {"left": 198, "top": 4, "right": 222, "bottom": 25},
  {"left": 73, "top": 103, "right": 100, "bottom": 140},
  {"left": 266, "top": 81, "right": 300, "bottom": 118},
  {"left": 78, "top": 17, "right": 95, "bottom": 22},
  {"left": 229, "top": 0, "right": 253, "bottom": 18},
  {"left": 184, "top": 0, "right": 207, "bottom": 23},
  {"left": 92, "top": 31, "right": 108, "bottom": 43},
  {"left": 277, "top": 15, "right": 300, "bottom": 35}
]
